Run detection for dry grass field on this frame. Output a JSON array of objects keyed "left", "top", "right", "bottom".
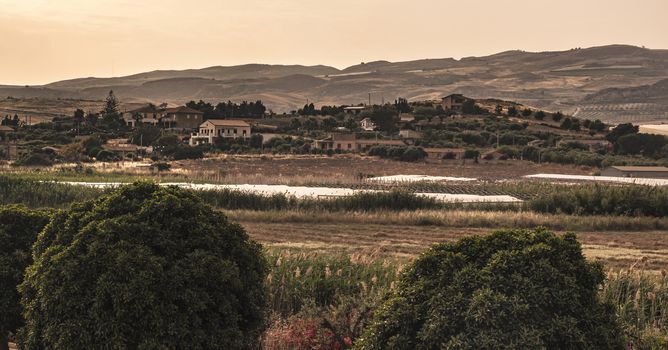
[
  {"left": 239, "top": 219, "right": 668, "bottom": 272},
  {"left": 173, "top": 154, "right": 592, "bottom": 183}
]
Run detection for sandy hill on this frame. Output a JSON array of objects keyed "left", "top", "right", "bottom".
[{"left": 2, "top": 45, "right": 668, "bottom": 122}]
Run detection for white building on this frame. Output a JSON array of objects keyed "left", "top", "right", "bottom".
[
  {"left": 189, "top": 119, "right": 251, "bottom": 146},
  {"left": 360, "top": 117, "right": 376, "bottom": 131}
]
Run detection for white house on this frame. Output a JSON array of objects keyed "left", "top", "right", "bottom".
[
  {"left": 189, "top": 119, "right": 251, "bottom": 146},
  {"left": 360, "top": 117, "right": 376, "bottom": 131}
]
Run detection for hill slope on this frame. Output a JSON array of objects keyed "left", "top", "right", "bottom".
[{"left": 2, "top": 45, "right": 668, "bottom": 120}]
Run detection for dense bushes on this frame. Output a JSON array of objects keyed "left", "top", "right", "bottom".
[
  {"left": 528, "top": 184, "right": 668, "bottom": 217},
  {"left": 0, "top": 206, "right": 52, "bottom": 350},
  {"left": 19, "top": 183, "right": 268, "bottom": 349},
  {"left": 12, "top": 152, "right": 54, "bottom": 167},
  {"left": 368, "top": 146, "right": 427, "bottom": 162},
  {"left": 0, "top": 175, "right": 101, "bottom": 208},
  {"left": 357, "top": 229, "right": 624, "bottom": 349}
]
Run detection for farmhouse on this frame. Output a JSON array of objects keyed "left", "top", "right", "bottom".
[
  {"left": 343, "top": 106, "right": 367, "bottom": 115},
  {"left": 441, "top": 94, "right": 468, "bottom": 111},
  {"left": 189, "top": 119, "right": 251, "bottom": 146},
  {"left": 123, "top": 105, "right": 161, "bottom": 127},
  {"left": 314, "top": 134, "right": 405, "bottom": 152},
  {"left": 161, "top": 106, "right": 204, "bottom": 130},
  {"left": 601, "top": 166, "right": 668, "bottom": 179}
]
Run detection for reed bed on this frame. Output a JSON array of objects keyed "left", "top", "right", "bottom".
[
  {"left": 265, "top": 248, "right": 402, "bottom": 317},
  {"left": 264, "top": 249, "right": 668, "bottom": 349},
  {"left": 603, "top": 266, "right": 668, "bottom": 348},
  {"left": 229, "top": 209, "right": 668, "bottom": 232}
]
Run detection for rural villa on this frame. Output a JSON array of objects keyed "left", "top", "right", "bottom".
[
  {"left": 189, "top": 119, "right": 252, "bottom": 146},
  {"left": 123, "top": 105, "right": 204, "bottom": 130}
]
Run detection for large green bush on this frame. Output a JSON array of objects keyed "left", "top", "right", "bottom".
[
  {"left": 0, "top": 206, "right": 51, "bottom": 350},
  {"left": 19, "top": 182, "right": 268, "bottom": 349},
  {"left": 357, "top": 229, "right": 624, "bottom": 350}
]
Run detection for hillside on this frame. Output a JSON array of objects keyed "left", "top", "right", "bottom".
[{"left": 2, "top": 45, "right": 668, "bottom": 121}]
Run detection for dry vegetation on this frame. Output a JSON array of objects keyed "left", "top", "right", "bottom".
[{"left": 233, "top": 212, "right": 668, "bottom": 272}]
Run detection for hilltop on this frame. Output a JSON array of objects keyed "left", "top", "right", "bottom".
[{"left": 1, "top": 45, "right": 668, "bottom": 122}]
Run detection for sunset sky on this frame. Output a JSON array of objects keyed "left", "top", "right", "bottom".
[{"left": 1, "top": 0, "right": 666, "bottom": 85}]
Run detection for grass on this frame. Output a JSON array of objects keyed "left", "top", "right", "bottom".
[
  {"left": 264, "top": 248, "right": 668, "bottom": 349},
  {"left": 227, "top": 209, "right": 668, "bottom": 231}
]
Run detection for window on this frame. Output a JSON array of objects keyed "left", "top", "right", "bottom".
[
  {"left": 234, "top": 128, "right": 237, "bottom": 134},
  {"left": 347, "top": 143, "right": 352, "bottom": 149},
  {"left": 242, "top": 130, "right": 247, "bottom": 135}
]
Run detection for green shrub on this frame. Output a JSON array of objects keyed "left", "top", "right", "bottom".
[
  {"left": 19, "top": 182, "right": 268, "bottom": 349},
  {"left": 358, "top": 229, "right": 624, "bottom": 349},
  {"left": 528, "top": 184, "right": 668, "bottom": 217},
  {"left": 172, "top": 145, "right": 204, "bottom": 160},
  {"left": 13, "top": 152, "right": 53, "bottom": 167},
  {"left": 0, "top": 206, "right": 52, "bottom": 349}
]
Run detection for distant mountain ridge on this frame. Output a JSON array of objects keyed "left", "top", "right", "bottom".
[{"left": 1, "top": 45, "right": 668, "bottom": 122}]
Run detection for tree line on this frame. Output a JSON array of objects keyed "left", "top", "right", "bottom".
[{"left": 186, "top": 100, "right": 267, "bottom": 119}]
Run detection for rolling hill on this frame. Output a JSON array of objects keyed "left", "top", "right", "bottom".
[{"left": 1, "top": 45, "right": 668, "bottom": 122}]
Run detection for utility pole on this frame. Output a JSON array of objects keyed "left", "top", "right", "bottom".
[{"left": 368, "top": 93, "right": 371, "bottom": 106}]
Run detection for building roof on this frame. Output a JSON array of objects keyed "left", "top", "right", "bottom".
[
  {"left": 423, "top": 147, "right": 466, "bottom": 153},
  {"left": 102, "top": 144, "right": 139, "bottom": 152},
  {"left": 344, "top": 106, "right": 366, "bottom": 110},
  {"left": 164, "top": 106, "right": 204, "bottom": 114},
  {"left": 356, "top": 139, "right": 405, "bottom": 146},
  {"left": 609, "top": 166, "right": 668, "bottom": 172},
  {"left": 0, "top": 125, "right": 14, "bottom": 132},
  {"left": 399, "top": 113, "right": 415, "bottom": 122},
  {"left": 204, "top": 119, "right": 250, "bottom": 127}
]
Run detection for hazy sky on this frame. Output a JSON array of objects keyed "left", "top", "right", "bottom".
[{"left": 1, "top": 0, "right": 666, "bottom": 85}]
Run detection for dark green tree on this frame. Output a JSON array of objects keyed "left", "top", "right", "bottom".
[
  {"left": 358, "top": 229, "right": 624, "bottom": 350},
  {"left": 369, "top": 105, "right": 399, "bottom": 132},
  {"left": 394, "top": 98, "right": 412, "bottom": 113},
  {"left": 131, "top": 125, "right": 161, "bottom": 147},
  {"left": 290, "top": 118, "right": 302, "bottom": 131},
  {"left": 344, "top": 118, "right": 359, "bottom": 131},
  {"left": 589, "top": 119, "right": 606, "bottom": 132},
  {"left": 248, "top": 134, "right": 264, "bottom": 149},
  {"left": 560, "top": 117, "right": 573, "bottom": 130},
  {"left": 322, "top": 116, "right": 338, "bottom": 131},
  {"left": 552, "top": 111, "right": 564, "bottom": 122},
  {"left": 303, "top": 117, "right": 319, "bottom": 131},
  {"left": 606, "top": 123, "right": 638, "bottom": 143},
  {"left": 73, "top": 109, "right": 85, "bottom": 133},
  {"left": 534, "top": 110, "right": 546, "bottom": 120},
  {"left": 507, "top": 106, "right": 518, "bottom": 116},
  {"left": 19, "top": 183, "right": 268, "bottom": 349},
  {"left": 495, "top": 105, "right": 503, "bottom": 115},
  {"left": 0, "top": 206, "right": 51, "bottom": 350},
  {"left": 100, "top": 90, "right": 123, "bottom": 129}
]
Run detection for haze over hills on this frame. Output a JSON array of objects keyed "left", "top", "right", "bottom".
[{"left": 1, "top": 45, "right": 668, "bottom": 123}]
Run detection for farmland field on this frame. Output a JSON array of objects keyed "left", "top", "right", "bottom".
[{"left": 574, "top": 103, "right": 668, "bottom": 124}]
